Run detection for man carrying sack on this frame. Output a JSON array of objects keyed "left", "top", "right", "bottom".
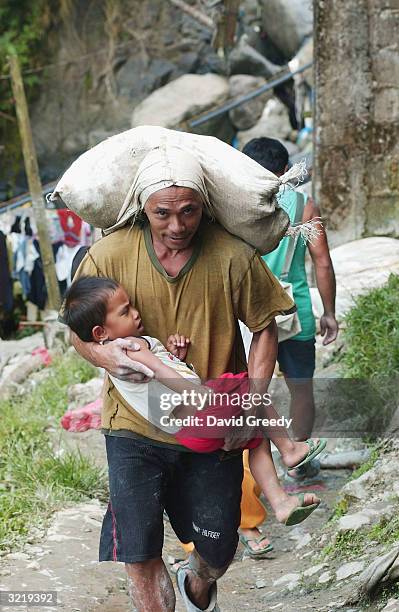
[{"left": 70, "top": 144, "right": 294, "bottom": 611}]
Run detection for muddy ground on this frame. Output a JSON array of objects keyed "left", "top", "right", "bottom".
[{"left": 0, "top": 425, "right": 356, "bottom": 612}]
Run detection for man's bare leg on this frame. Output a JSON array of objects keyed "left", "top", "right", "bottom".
[
  {"left": 284, "top": 377, "right": 315, "bottom": 441},
  {"left": 185, "top": 549, "right": 229, "bottom": 609},
  {"left": 126, "top": 558, "right": 175, "bottom": 612}
]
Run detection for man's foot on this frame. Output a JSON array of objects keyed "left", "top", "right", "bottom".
[
  {"left": 274, "top": 492, "right": 320, "bottom": 525},
  {"left": 286, "top": 458, "right": 321, "bottom": 481},
  {"left": 280, "top": 438, "right": 326, "bottom": 469},
  {"left": 239, "top": 528, "right": 273, "bottom": 557},
  {"left": 176, "top": 566, "right": 220, "bottom": 611}
]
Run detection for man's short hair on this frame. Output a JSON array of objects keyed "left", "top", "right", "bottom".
[
  {"left": 63, "top": 276, "right": 119, "bottom": 342},
  {"left": 242, "top": 137, "right": 289, "bottom": 175}
]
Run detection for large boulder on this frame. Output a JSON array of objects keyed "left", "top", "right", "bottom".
[
  {"left": 236, "top": 97, "right": 293, "bottom": 149},
  {"left": 228, "top": 75, "right": 272, "bottom": 130},
  {"left": 131, "top": 73, "right": 233, "bottom": 141},
  {"left": 259, "top": 0, "right": 313, "bottom": 60},
  {"left": 330, "top": 237, "right": 399, "bottom": 320},
  {"left": 228, "top": 35, "right": 280, "bottom": 78}
]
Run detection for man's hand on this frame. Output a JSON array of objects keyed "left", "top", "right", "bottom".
[
  {"left": 70, "top": 331, "right": 154, "bottom": 382},
  {"left": 102, "top": 338, "right": 154, "bottom": 381},
  {"left": 320, "top": 313, "right": 338, "bottom": 345},
  {"left": 166, "top": 334, "right": 190, "bottom": 361}
]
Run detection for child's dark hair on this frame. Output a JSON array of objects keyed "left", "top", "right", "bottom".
[
  {"left": 242, "top": 137, "right": 289, "bottom": 175},
  {"left": 63, "top": 276, "right": 120, "bottom": 342}
]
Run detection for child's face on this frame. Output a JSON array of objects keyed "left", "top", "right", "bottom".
[{"left": 104, "top": 286, "right": 144, "bottom": 340}]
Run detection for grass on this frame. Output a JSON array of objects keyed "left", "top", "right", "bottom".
[
  {"left": 322, "top": 513, "right": 399, "bottom": 561},
  {"left": 329, "top": 274, "right": 399, "bottom": 437},
  {"left": 0, "top": 352, "right": 108, "bottom": 553},
  {"left": 322, "top": 530, "right": 366, "bottom": 560},
  {"left": 350, "top": 447, "right": 380, "bottom": 480},
  {"left": 339, "top": 273, "right": 399, "bottom": 379}
]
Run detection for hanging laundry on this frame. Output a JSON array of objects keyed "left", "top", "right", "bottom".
[
  {"left": 0, "top": 230, "right": 13, "bottom": 312},
  {"left": 55, "top": 243, "right": 83, "bottom": 287},
  {"left": 57, "top": 209, "right": 83, "bottom": 247},
  {"left": 9, "top": 231, "right": 39, "bottom": 299},
  {"left": 46, "top": 209, "right": 65, "bottom": 244},
  {"left": 80, "top": 220, "right": 92, "bottom": 247},
  {"left": 27, "top": 239, "right": 47, "bottom": 310}
]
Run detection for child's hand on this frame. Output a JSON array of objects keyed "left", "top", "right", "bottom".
[{"left": 166, "top": 334, "right": 190, "bottom": 361}]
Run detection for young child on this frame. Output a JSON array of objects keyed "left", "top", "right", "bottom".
[{"left": 63, "top": 276, "right": 325, "bottom": 526}]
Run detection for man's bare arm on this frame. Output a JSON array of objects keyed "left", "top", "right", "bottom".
[
  {"left": 304, "top": 198, "right": 338, "bottom": 345},
  {"left": 222, "top": 320, "right": 278, "bottom": 450},
  {"left": 247, "top": 319, "right": 278, "bottom": 394}
]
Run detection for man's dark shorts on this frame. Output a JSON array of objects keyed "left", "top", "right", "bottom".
[
  {"left": 277, "top": 338, "right": 316, "bottom": 380},
  {"left": 99, "top": 434, "right": 243, "bottom": 568}
]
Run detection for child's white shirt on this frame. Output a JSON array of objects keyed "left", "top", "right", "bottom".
[{"left": 109, "top": 335, "right": 200, "bottom": 433}]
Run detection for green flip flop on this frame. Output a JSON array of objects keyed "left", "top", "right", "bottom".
[
  {"left": 289, "top": 438, "right": 327, "bottom": 471},
  {"left": 285, "top": 493, "right": 320, "bottom": 527},
  {"left": 239, "top": 533, "right": 274, "bottom": 557}
]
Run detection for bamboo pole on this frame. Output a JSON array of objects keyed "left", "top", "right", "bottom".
[{"left": 9, "top": 53, "right": 61, "bottom": 311}]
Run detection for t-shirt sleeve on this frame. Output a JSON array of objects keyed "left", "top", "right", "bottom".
[{"left": 233, "top": 253, "right": 296, "bottom": 333}]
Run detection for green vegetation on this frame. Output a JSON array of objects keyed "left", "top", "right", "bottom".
[
  {"left": 329, "top": 274, "right": 399, "bottom": 436},
  {"left": 368, "top": 514, "right": 399, "bottom": 547},
  {"left": 0, "top": 1, "right": 66, "bottom": 191},
  {"left": 350, "top": 447, "right": 380, "bottom": 480},
  {"left": 340, "top": 274, "right": 399, "bottom": 379},
  {"left": 322, "top": 530, "right": 366, "bottom": 560},
  {"left": 0, "top": 352, "right": 107, "bottom": 552},
  {"left": 330, "top": 497, "right": 350, "bottom": 521},
  {"left": 322, "top": 513, "right": 399, "bottom": 561}
]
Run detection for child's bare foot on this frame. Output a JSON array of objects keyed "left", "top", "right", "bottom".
[
  {"left": 280, "top": 438, "right": 324, "bottom": 469},
  {"left": 274, "top": 492, "right": 320, "bottom": 525}
]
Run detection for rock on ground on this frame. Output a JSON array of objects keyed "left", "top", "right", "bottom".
[
  {"left": 228, "top": 74, "right": 271, "bottom": 130},
  {"left": 259, "top": 0, "right": 313, "bottom": 60},
  {"left": 131, "top": 73, "right": 232, "bottom": 140},
  {"left": 228, "top": 35, "right": 280, "bottom": 78},
  {"left": 67, "top": 377, "right": 104, "bottom": 407},
  {"left": 236, "top": 97, "right": 293, "bottom": 149},
  {"left": 336, "top": 561, "right": 365, "bottom": 581},
  {"left": 330, "top": 237, "right": 399, "bottom": 320},
  {"left": 0, "top": 353, "right": 45, "bottom": 399},
  {"left": 0, "top": 333, "right": 44, "bottom": 360}
]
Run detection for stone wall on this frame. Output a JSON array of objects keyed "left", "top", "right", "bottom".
[{"left": 313, "top": 0, "right": 399, "bottom": 246}]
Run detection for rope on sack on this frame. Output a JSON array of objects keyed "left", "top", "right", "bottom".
[
  {"left": 279, "top": 159, "right": 308, "bottom": 187},
  {"left": 285, "top": 217, "right": 323, "bottom": 245},
  {"left": 277, "top": 159, "right": 324, "bottom": 245}
]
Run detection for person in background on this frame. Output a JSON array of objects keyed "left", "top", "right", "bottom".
[{"left": 238, "top": 137, "right": 338, "bottom": 554}]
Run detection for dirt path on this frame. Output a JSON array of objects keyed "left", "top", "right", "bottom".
[{"left": 0, "top": 426, "right": 352, "bottom": 611}]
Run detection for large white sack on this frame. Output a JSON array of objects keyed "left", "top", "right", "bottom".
[{"left": 50, "top": 126, "right": 300, "bottom": 254}]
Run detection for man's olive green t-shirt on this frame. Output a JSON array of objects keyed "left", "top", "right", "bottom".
[{"left": 75, "top": 221, "right": 294, "bottom": 446}]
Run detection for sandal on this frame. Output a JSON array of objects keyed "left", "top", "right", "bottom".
[
  {"left": 288, "top": 438, "right": 327, "bottom": 471},
  {"left": 239, "top": 533, "right": 273, "bottom": 557},
  {"left": 285, "top": 492, "right": 320, "bottom": 527},
  {"left": 169, "top": 559, "right": 189, "bottom": 575}
]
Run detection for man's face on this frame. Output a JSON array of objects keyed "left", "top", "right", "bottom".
[{"left": 144, "top": 187, "right": 203, "bottom": 250}]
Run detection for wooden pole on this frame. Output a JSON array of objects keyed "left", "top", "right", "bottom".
[
  {"left": 9, "top": 53, "right": 61, "bottom": 311},
  {"left": 167, "top": 0, "right": 214, "bottom": 29},
  {"left": 213, "top": 0, "right": 240, "bottom": 54}
]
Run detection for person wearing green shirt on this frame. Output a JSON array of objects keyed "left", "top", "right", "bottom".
[{"left": 242, "top": 137, "right": 338, "bottom": 478}]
